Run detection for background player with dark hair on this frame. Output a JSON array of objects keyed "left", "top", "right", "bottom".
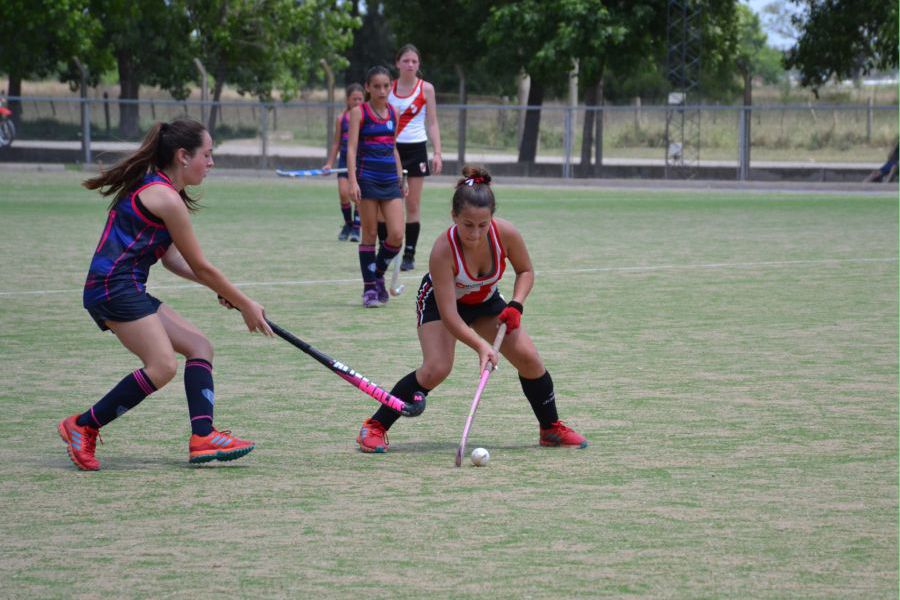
[
  {"left": 387, "top": 43, "right": 443, "bottom": 272},
  {"left": 57, "top": 119, "right": 273, "bottom": 471},
  {"left": 347, "top": 66, "right": 407, "bottom": 307},
  {"left": 323, "top": 83, "right": 364, "bottom": 241},
  {"left": 356, "top": 165, "right": 587, "bottom": 453}
]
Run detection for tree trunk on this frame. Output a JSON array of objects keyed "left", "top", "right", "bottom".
[
  {"left": 7, "top": 74, "right": 23, "bottom": 127},
  {"left": 743, "top": 71, "right": 752, "bottom": 167},
  {"left": 117, "top": 52, "right": 140, "bottom": 138},
  {"left": 518, "top": 80, "right": 543, "bottom": 164},
  {"left": 580, "top": 80, "right": 597, "bottom": 176},
  {"left": 594, "top": 78, "right": 604, "bottom": 170},
  {"left": 455, "top": 64, "right": 467, "bottom": 167},
  {"left": 209, "top": 76, "right": 225, "bottom": 135}
]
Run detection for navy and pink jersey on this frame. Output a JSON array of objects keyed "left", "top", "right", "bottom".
[
  {"left": 339, "top": 110, "right": 350, "bottom": 159},
  {"left": 83, "top": 172, "right": 174, "bottom": 307},
  {"left": 448, "top": 220, "right": 507, "bottom": 305},
  {"left": 356, "top": 102, "right": 399, "bottom": 185}
]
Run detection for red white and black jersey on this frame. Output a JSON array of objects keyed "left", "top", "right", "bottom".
[
  {"left": 389, "top": 79, "right": 428, "bottom": 143},
  {"left": 447, "top": 220, "right": 507, "bottom": 305}
]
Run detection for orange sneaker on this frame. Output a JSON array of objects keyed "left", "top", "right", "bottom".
[
  {"left": 189, "top": 428, "right": 255, "bottom": 463},
  {"left": 357, "top": 418, "right": 390, "bottom": 453},
  {"left": 539, "top": 421, "right": 588, "bottom": 448},
  {"left": 58, "top": 414, "right": 101, "bottom": 471}
]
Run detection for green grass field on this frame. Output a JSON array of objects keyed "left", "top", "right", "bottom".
[{"left": 0, "top": 171, "right": 896, "bottom": 598}]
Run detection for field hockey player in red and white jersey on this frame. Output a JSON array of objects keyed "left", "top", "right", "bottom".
[
  {"left": 386, "top": 43, "right": 443, "bottom": 272},
  {"left": 356, "top": 165, "right": 588, "bottom": 453}
]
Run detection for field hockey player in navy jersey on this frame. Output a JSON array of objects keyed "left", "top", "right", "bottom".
[
  {"left": 347, "top": 66, "right": 407, "bottom": 308},
  {"left": 57, "top": 119, "right": 273, "bottom": 471},
  {"left": 356, "top": 165, "right": 588, "bottom": 453},
  {"left": 323, "top": 83, "right": 364, "bottom": 241}
]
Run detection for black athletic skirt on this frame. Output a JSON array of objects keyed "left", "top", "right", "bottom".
[{"left": 397, "top": 141, "right": 430, "bottom": 177}]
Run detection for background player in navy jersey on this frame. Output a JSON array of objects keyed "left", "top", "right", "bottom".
[
  {"left": 385, "top": 44, "right": 443, "bottom": 272},
  {"left": 57, "top": 119, "right": 273, "bottom": 471},
  {"left": 323, "top": 83, "right": 364, "bottom": 241},
  {"left": 356, "top": 165, "right": 587, "bottom": 453},
  {"left": 347, "top": 66, "right": 407, "bottom": 308}
]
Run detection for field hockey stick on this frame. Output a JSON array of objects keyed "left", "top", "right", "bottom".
[
  {"left": 275, "top": 167, "right": 348, "bottom": 177},
  {"left": 388, "top": 169, "right": 409, "bottom": 297},
  {"left": 454, "top": 323, "right": 508, "bottom": 467},
  {"left": 266, "top": 318, "right": 425, "bottom": 417},
  {"left": 389, "top": 253, "right": 405, "bottom": 296}
]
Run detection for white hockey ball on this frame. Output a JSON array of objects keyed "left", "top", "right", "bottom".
[{"left": 470, "top": 447, "right": 490, "bottom": 466}]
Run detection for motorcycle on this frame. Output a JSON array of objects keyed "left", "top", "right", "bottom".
[{"left": 0, "top": 97, "right": 16, "bottom": 148}]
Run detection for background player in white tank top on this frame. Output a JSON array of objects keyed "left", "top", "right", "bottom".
[
  {"left": 386, "top": 44, "right": 443, "bottom": 272},
  {"left": 355, "top": 165, "right": 588, "bottom": 454}
]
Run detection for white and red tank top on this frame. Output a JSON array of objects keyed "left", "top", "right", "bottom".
[
  {"left": 389, "top": 79, "right": 428, "bottom": 143},
  {"left": 447, "top": 220, "right": 507, "bottom": 305}
]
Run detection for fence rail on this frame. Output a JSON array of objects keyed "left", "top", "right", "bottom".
[{"left": 3, "top": 95, "right": 897, "bottom": 180}]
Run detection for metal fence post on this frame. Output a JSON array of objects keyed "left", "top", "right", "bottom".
[
  {"left": 563, "top": 106, "right": 573, "bottom": 178},
  {"left": 260, "top": 102, "right": 269, "bottom": 170},
  {"left": 738, "top": 106, "right": 749, "bottom": 181},
  {"left": 867, "top": 97, "right": 873, "bottom": 143},
  {"left": 74, "top": 59, "right": 91, "bottom": 164}
]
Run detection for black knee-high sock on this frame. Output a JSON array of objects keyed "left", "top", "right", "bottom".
[
  {"left": 184, "top": 358, "right": 214, "bottom": 436},
  {"left": 77, "top": 369, "right": 158, "bottom": 428},
  {"left": 404, "top": 222, "right": 420, "bottom": 257},
  {"left": 341, "top": 204, "right": 352, "bottom": 225},
  {"left": 358, "top": 244, "right": 377, "bottom": 289},
  {"left": 519, "top": 371, "right": 559, "bottom": 429},
  {"left": 375, "top": 241, "right": 402, "bottom": 277},
  {"left": 377, "top": 221, "right": 388, "bottom": 246},
  {"left": 371, "top": 371, "right": 431, "bottom": 429}
]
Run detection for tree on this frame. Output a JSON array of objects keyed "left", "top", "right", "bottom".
[
  {"left": 481, "top": 1, "right": 572, "bottom": 163},
  {"left": 187, "top": 0, "right": 358, "bottom": 132},
  {"left": 0, "top": 0, "right": 102, "bottom": 125},
  {"left": 785, "top": 0, "right": 899, "bottom": 93},
  {"left": 343, "top": 0, "right": 395, "bottom": 86},
  {"left": 76, "top": 0, "right": 195, "bottom": 138}
]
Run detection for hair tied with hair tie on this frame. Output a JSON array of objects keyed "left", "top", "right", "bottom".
[{"left": 465, "top": 176, "right": 485, "bottom": 187}]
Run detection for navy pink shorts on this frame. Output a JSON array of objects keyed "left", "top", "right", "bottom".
[{"left": 86, "top": 292, "right": 162, "bottom": 331}]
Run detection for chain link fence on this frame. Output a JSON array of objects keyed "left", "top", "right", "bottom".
[{"left": 3, "top": 95, "right": 897, "bottom": 179}]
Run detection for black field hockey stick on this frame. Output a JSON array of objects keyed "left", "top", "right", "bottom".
[{"left": 266, "top": 319, "right": 425, "bottom": 417}]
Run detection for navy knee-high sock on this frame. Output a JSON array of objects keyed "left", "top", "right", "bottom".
[
  {"left": 377, "top": 221, "right": 388, "bottom": 246},
  {"left": 371, "top": 371, "right": 431, "bottom": 430},
  {"left": 359, "top": 244, "right": 377, "bottom": 290},
  {"left": 184, "top": 358, "right": 214, "bottom": 436},
  {"left": 341, "top": 204, "right": 353, "bottom": 225},
  {"left": 404, "top": 222, "right": 420, "bottom": 257},
  {"left": 375, "top": 241, "right": 402, "bottom": 277},
  {"left": 519, "top": 371, "right": 559, "bottom": 429},
  {"left": 77, "top": 369, "right": 157, "bottom": 428}
]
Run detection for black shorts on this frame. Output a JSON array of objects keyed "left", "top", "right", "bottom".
[
  {"left": 86, "top": 292, "right": 162, "bottom": 331},
  {"left": 359, "top": 177, "right": 402, "bottom": 200},
  {"left": 415, "top": 274, "right": 506, "bottom": 326},
  {"left": 397, "top": 142, "right": 430, "bottom": 177}
]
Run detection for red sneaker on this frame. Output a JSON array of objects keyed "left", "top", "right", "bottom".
[
  {"left": 357, "top": 418, "right": 390, "bottom": 453},
  {"left": 58, "top": 414, "right": 101, "bottom": 471},
  {"left": 539, "top": 421, "right": 588, "bottom": 448},
  {"left": 189, "top": 428, "right": 255, "bottom": 463}
]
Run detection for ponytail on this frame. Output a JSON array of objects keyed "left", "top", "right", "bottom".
[{"left": 83, "top": 119, "right": 206, "bottom": 212}]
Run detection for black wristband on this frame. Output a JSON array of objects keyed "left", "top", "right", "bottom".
[{"left": 507, "top": 301, "right": 524, "bottom": 314}]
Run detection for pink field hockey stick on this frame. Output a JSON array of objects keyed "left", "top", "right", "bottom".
[{"left": 454, "top": 323, "right": 508, "bottom": 467}]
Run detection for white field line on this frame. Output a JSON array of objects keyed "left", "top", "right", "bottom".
[{"left": 1, "top": 257, "right": 896, "bottom": 298}]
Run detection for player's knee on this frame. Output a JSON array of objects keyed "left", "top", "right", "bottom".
[
  {"left": 186, "top": 336, "right": 214, "bottom": 362},
  {"left": 418, "top": 364, "right": 451, "bottom": 389},
  {"left": 147, "top": 355, "right": 178, "bottom": 387}
]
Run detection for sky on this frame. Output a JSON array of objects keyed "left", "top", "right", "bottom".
[{"left": 740, "top": 0, "right": 801, "bottom": 50}]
